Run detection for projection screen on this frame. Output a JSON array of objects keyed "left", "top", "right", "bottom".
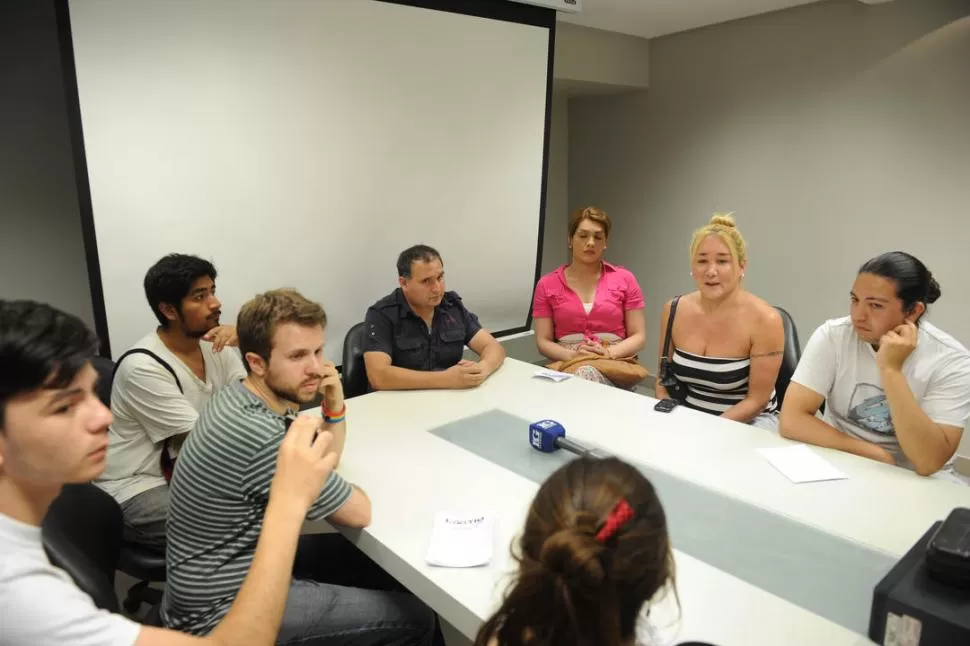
[{"left": 67, "top": 0, "right": 554, "bottom": 361}]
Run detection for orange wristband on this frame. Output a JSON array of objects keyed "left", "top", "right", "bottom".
[{"left": 322, "top": 403, "right": 346, "bottom": 419}]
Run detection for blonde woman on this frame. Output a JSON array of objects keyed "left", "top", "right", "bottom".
[
  {"left": 532, "top": 207, "right": 647, "bottom": 386},
  {"left": 656, "top": 214, "right": 784, "bottom": 429}
]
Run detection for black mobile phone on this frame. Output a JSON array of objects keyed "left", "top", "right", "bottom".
[{"left": 654, "top": 398, "right": 679, "bottom": 413}]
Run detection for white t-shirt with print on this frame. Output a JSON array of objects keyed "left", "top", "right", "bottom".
[
  {"left": 0, "top": 511, "right": 141, "bottom": 646},
  {"left": 791, "top": 317, "right": 970, "bottom": 476},
  {"left": 96, "top": 331, "right": 247, "bottom": 504}
]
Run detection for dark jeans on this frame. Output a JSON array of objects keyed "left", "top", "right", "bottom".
[{"left": 277, "top": 533, "right": 443, "bottom": 646}]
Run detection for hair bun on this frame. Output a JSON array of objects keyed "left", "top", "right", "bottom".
[
  {"left": 539, "top": 529, "right": 606, "bottom": 587},
  {"left": 709, "top": 212, "right": 736, "bottom": 228},
  {"left": 927, "top": 275, "right": 942, "bottom": 304}
]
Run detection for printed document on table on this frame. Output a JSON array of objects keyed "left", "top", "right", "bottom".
[{"left": 426, "top": 511, "right": 494, "bottom": 568}]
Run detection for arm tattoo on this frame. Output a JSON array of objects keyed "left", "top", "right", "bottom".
[{"left": 750, "top": 350, "right": 784, "bottom": 359}]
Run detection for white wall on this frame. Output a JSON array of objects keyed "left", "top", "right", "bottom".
[
  {"left": 569, "top": 0, "right": 970, "bottom": 360},
  {"left": 554, "top": 22, "right": 650, "bottom": 92},
  {"left": 0, "top": 1, "right": 94, "bottom": 328}
]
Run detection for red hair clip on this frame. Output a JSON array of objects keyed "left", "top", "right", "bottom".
[{"left": 595, "top": 498, "right": 635, "bottom": 543}]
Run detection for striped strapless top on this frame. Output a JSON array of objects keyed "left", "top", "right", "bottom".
[{"left": 670, "top": 348, "right": 777, "bottom": 416}]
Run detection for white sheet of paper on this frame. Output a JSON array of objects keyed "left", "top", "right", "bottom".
[
  {"left": 757, "top": 445, "right": 849, "bottom": 484},
  {"left": 425, "top": 512, "right": 494, "bottom": 568},
  {"left": 533, "top": 368, "right": 571, "bottom": 382}
]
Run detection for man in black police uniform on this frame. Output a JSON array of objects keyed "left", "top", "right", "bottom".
[{"left": 363, "top": 245, "right": 505, "bottom": 390}]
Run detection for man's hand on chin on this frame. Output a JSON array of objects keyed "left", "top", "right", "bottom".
[{"left": 318, "top": 361, "right": 345, "bottom": 413}]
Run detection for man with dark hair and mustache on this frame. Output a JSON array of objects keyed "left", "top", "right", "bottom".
[{"left": 96, "top": 254, "right": 245, "bottom": 551}]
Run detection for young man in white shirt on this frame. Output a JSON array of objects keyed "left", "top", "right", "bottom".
[
  {"left": 781, "top": 252, "right": 970, "bottom": 480},
  {"left": 0, "top": 298, "right": 341, "bottom": 646},
  {"left": 97, "top": 254, "right": 245, "bottom": 550}
]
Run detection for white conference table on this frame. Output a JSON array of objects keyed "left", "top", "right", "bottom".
[{"left": 307, "top": 358, "right": 968, "bottom": 645}]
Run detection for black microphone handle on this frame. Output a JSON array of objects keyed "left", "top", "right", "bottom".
[{"left": 555, "top": 436, "right": 610, "bottom": 459}]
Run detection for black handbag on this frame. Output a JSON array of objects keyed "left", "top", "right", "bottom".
[{"left": 658, "top": 295, "right": 688, "bottom": 402}]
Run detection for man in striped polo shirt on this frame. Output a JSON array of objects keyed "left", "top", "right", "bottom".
[{"left": 162, "top": 289, "right": 437, "bottom": 645}]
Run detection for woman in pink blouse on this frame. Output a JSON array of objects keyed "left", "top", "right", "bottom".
[{"left": 532, "top": 207, "right": 647, "bottom": 385}]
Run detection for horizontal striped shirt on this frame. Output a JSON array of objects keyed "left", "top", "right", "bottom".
[
  {"left": 161, "top": 382, "right": 352, "bottom": 634},
  {"left": 670, "top": 348, "right": 777, "bottom": 416}
]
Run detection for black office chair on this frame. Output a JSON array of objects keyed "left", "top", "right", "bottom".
[
  {"left": 93, "top": 356, "right": 116, "bottom": 412},
  {"left": 43, "top": 483, "right": 123, "bottom": 612},
  {"left": 90, "top": 355, "right": 168, "bottom": 615},
  {"left": 43, "top": 483, "right": 164, "bottom": 623},
  {"left": 117, "top": 548, "right": 166, "bottom": 615},
  {"left": 342, "top": 322, "right": 370, "bottom": 399},
  {"left": 773, "top": 306, "right": 802, "bottom": 409}
]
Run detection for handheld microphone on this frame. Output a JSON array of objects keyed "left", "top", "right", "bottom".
[{"left": 529, "top": 420, "right": 605, "bottom": 458}]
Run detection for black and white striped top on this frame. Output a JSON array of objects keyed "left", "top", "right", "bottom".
[
  {"left": 670, "top": 348, "right": 777, "bottom": 416},
  {"left": 161, "top": 382, "right": 352, "bottom": 635}
]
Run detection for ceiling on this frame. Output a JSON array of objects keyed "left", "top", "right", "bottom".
[{"left": 559, "top": 0, "right": 828, "bottom": 39}]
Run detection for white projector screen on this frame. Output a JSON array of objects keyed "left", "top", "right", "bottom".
[{"left": 68, "top": 0, "right": 553, "bottom": 362}]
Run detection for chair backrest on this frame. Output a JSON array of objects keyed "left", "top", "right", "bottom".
[
  {"left": 773, "top": 306, "right": 802, "bottom": 409},
  {"left": 341, "top": 322, "right": 369, "bottom": 399},
  {"left": 90, "top": 355, "right": 116, "bottom": 407},
  {"left": 42, "top": 483, "right": 124, "bottom": 612}
]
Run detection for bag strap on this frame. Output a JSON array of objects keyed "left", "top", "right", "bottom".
[
  {"left": 115, "top": 348, "right": 185, "bottom": 482},
  {"left": 661, "top": 295, "right": 681, "bottom": 361},
  {"left": 115, "top": 348, "right": 184, "bottom": 394}
]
